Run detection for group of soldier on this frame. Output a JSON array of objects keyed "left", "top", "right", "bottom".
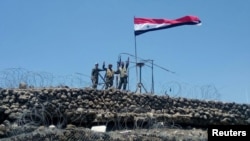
[{"left": 91, "top": 58, "right": 129, "bottom": 91}]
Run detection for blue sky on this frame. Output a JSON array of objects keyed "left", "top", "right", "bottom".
[{"left": 1, "top": 0, "right": 249, "bottom": 104}]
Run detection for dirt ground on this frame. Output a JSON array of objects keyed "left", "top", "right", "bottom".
[{"left": 0, "top": 126, "right": 208, "bottom": 141}]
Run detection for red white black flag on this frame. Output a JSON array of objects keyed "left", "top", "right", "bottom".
[{"left": 134, "top": 15, "right": 201, "bottom": 36}]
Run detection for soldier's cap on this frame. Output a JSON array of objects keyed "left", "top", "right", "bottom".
[
  {"left": 108, "top": 64, "right": 112, "bottom": 66},
  {"left": 95, "top": 62, "right": 98, "bottom": 65}
]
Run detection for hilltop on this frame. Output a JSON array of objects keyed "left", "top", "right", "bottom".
[{"left": 0, "top": 87, "right": 249, "bottom": 140}]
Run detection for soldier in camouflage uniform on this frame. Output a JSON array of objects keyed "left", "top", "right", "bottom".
[{"left": 103, "top": 63, "right": 116, "bottom": 89}]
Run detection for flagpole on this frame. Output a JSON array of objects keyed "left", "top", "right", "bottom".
[{"left": 134, "top": 17, "right": 138, "bottom": 84}]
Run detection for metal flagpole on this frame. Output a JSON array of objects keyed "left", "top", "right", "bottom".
[
  {"left": 134, "top": 16, "right": 148, "bottom": 94},
  {"left": 134, "top": 16, "right": 138, "bottom": 83},
  {"left": 134, "top": 35, "right": 138, "bottom": 83}
]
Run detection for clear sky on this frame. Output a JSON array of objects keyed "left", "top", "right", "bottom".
[{"left": 1, "top": 0, "right": 249, "bottom": 104}]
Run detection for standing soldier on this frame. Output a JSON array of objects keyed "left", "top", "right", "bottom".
[
  {"left": 91, "top": 63, "right": 104, "bottom": 89},
  {"left": 117, "top": 58, "right": 129, "bottom": 91},
  {"left": 103, "top": 62, "right": 116, "bottom": 89}
]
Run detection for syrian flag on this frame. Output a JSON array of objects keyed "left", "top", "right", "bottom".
[{"left": 134, "top": 15, "right": 201, "bottom": 36}]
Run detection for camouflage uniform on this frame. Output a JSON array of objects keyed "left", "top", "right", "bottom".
[
  {"left": 117, "top": 62, "right": 129, "bottom": 90},
  {"left": 103, "top": 64, "right": 115, "bottom": 89}
]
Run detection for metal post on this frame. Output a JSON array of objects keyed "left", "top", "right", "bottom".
[
  {"left": 135, "top": 62, "right": 147, "bottom": 94},
  {"left": 151, "top": 60, "right": 154, "bottom": 94}
]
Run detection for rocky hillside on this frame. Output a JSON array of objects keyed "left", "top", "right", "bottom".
[{"left": 0, "top": 87, "right": 249, "bottom": 140}]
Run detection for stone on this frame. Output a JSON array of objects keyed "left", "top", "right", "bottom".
[
  {"left": 18, "top": 95, "right": 29, "bottom": 103},
  {"left": 194, "top": 113, "right": 200, "bottom": 118},
  {"left": 37, "top": 126, "right": 45, "bottom": 131},
  {"left": 19, "top": 82, "right": 27, "bottom": 89},
  {"left": 49, "top": 125, "right": 56, "bottom": 130},
  {"left": 91, "top": 125, "right": 106, "bottom": 132},
  {"left": 4, "top": 109, "right": 11, "bottom": 115},
  {"left": 76, "top": 107, "right": 84, "bottom": 113},
  {"left": 61, "top": 94, "right": 67, "bottom": 99},
  {"left": 66, "top": 124, "right": 76, "bottom": 129},
  {"left": 245, "top": 118, "right": 250, "bottom": 124},
  {"left": 147, "top": 112, "right": 154, "bottom": 118},
  {"left": 0, "top": 124, "right": 6, "bottom": 132}
]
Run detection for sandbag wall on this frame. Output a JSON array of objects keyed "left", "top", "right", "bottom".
[{"left": 0, "top": 88, "right": 249, "bottom": 128}]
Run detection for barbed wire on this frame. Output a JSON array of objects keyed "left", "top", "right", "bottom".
[
  {"left": 158, "top": 81, "right": 220, "bottom": 101},
  {"left": 0, "top": 68, "right": 91, "bottom": 88},
  {"left": 0, "top": 67, "right": 220, "bottom": 101},
  {"left": 5, "top": 99, "right": 202, "bottom": 141}
]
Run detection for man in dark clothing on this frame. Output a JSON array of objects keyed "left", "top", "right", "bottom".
[{"left": 91, "top": 63, "right": 104, "bottom": 89}]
